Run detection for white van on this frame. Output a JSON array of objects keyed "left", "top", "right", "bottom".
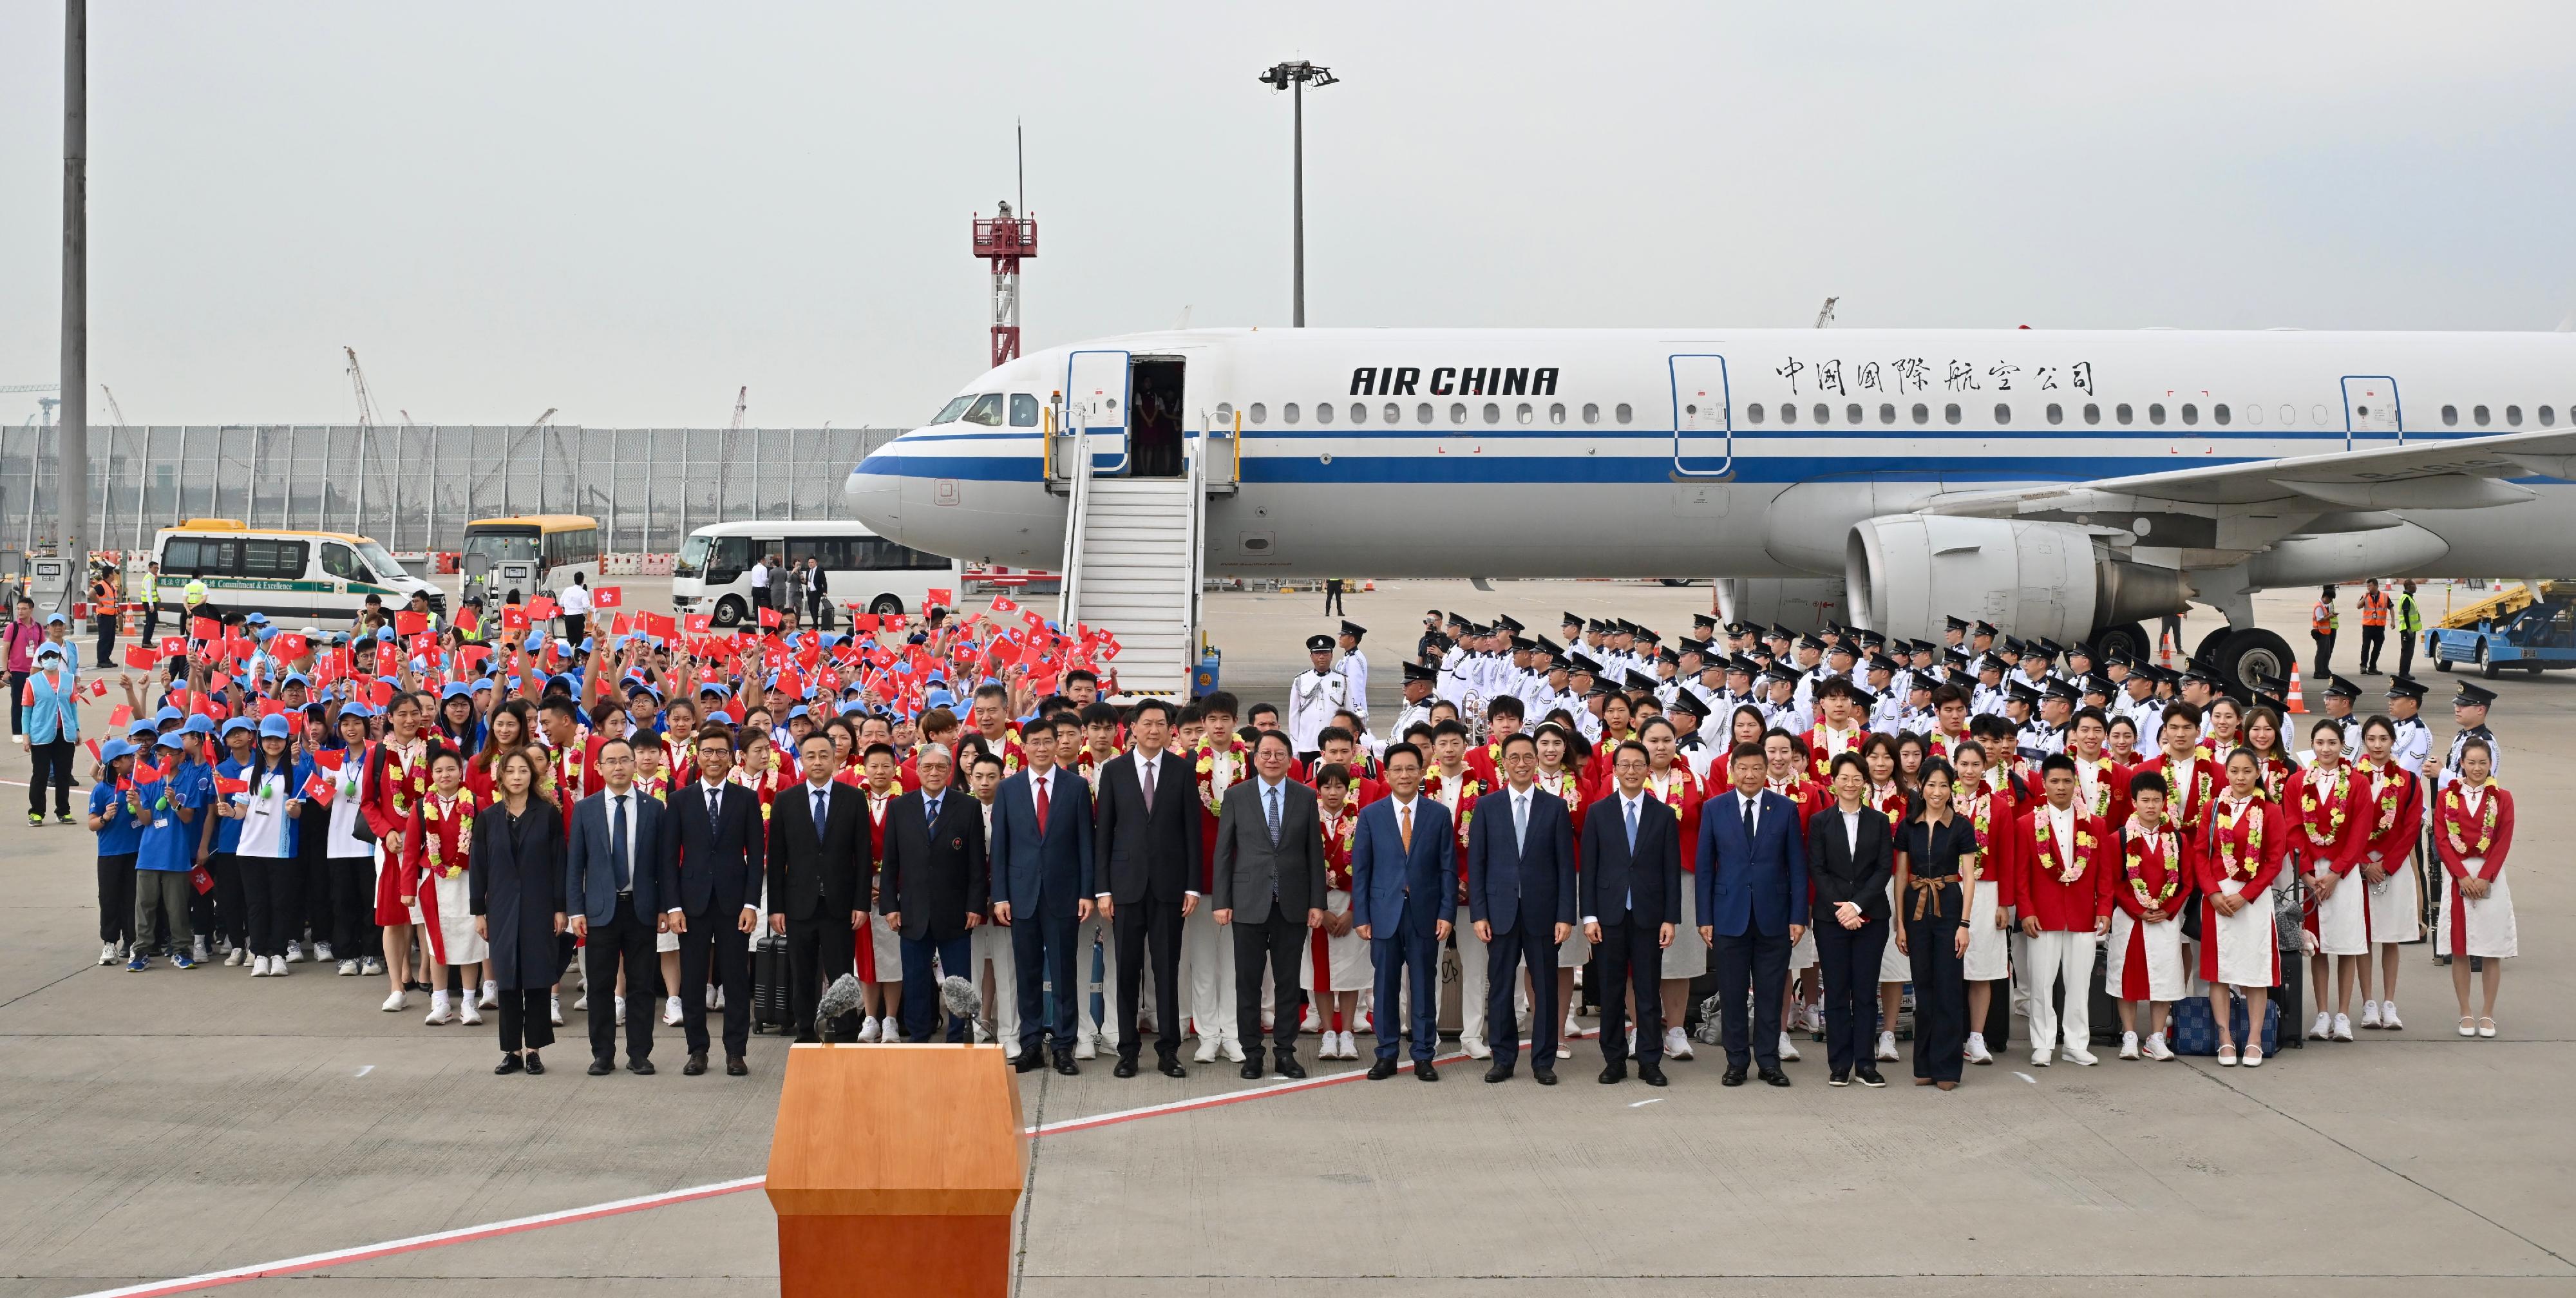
[
  {"left": 670, "top": 520, "right": 960, "bottom": 627},
  {"left": 153, "top": 519, "right": 444, "bottom": 621}
]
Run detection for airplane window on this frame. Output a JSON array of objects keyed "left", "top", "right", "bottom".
[
  {"left": 1911, "top": 403, "right": 1929, "bottom": 425},
  {"left": 931, "top": 396, "right": 974, "bottom": 425},
  {"left": 1814, "top": 403, "right": 1831, "bottom": 425},
  {"left": 2148, "top": 404, "right": 2165, "bottom": 425},
  {"left": 2046, "top": 403, "right": 2063, "bottom": 426},
  {"left": 1615, "top": 403, "right": 1633, "bottom": 425},
  {"left": 963, "top": 394, "right": 1006, "bottom": 426},
  {"left": 1314, "top": 401, "right": 1334, "bottom": 425},
  {"left": 1350, "top": 402, "right": 1367, "bottom": 425},
  {"left": 1284, "top": 403, "right": 1303, "bottom": 424},
  {"left": 1384, "top": 403, "right": 1401, "bottom": 424},
  {"left": 2240, "top": 403, "right": 2258, "bottom": 426},
  {"left": 1214, "top": 402, "right": 1234, "bottom": 426},
  {"left": 1009, "top": 394, "right": 1041, "bottom": 426},
  {"left": 2312, "top": 404, "right": 2329, "bottom": 425},
  {"left": 2474, "top": 405, "right": 2490, "bottom": 426},
  {"left": 2281, "top": 405, "right": 2296, "bottom": 425},
  {"left": 2214, "top": 403, "right": 2230, "bottom": 425},
  {"left": 1418, "top": 403, "right": 1434, "bottom": 424},
  {"left": 1846, "top": 403, "right": 1862, "bottom": 424},
  {"left": 1450, "top": 403, "right": 1468, "bottom": 425},
  {"left": 1745, "top": 403, "right": 1765, "bottom": 425},
  {"left": 1994, "top": 403, "right": 2011, "bottom": 426},
  {"left": 2506, "top": 405, "right": 2523, "bottom": 426},
  {"left": 1482, "top": 402, "right": 1501, "bottom": 424},
  {"left": 1549, "top": 403, "right": 1567, "bottom": 425},
  {"left": 2180, "top": 404, "right": 2198, "bottom": 426},
  {"left": 1779, "top": 402, "right": 1797, "bottom": 425},
  {"left": 2083, "top": 403, "right": 2100, "bottom": 425},
  {"left": 1943, "top": 403, "right": 1961, "bottom": 425},
  {"left": 2441, "top": 405, "right": 2458, "bottom": 426},
  {"left": 1249, "top": 403, "right": 1267, "bottom": 425},
  {"left": 1582, "top": 403, "right": 1600, "bottom": 425},
  {"left": 1515, "top": 403, "right": 1533, "bottom": 425},
  {"left": 2115, "top": 404, "right": 2132, "bottom": 425},
  {"left": 1879, "top": 403, "right": 1895, "bottom": 425},
  {"left": 2541, "top": 406, "right": 2557, "bottom": 427}
]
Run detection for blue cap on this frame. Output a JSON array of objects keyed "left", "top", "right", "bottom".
[
  {"left": 281, "top": 672, "right": 310, "bottom": 689},
  {"left": 697, "top": 682, "right": 730, "bottom": 698},
  {"left": 43, "top": 611, "right": 67, "bottom": 625},
  {"left": 220, "top": 718, "right": 254, "bottom": 736},
  {"left": 787, "top": 705, "right": 811, "bottom": 720},
  {"left": 375, "top": 627, "right": 395, "bottom": 641},
  {"left": 155, "top": 733, "right": 186, "bottom": 750},
  {"left": 182, "top": 714, "right": 216, "bottom": 736},
  {"left": 472, "top": 678, "right": 495, "bottom": 692},
  {"left": 35, "top": 643, "right": 64, "bottom": 660},
  {"left": 100, "top": 738, "right": 135, "bottom": 763},
  {"left": 339, "top": 700, "right": 374, "bottom": 718},
  {"left": 838, "top": 700, "right": 866, "bottom": 716},
  {"left": 154, "top": 706, "right": 184, "bottom": 725},
  {"left": 128, "top": 719, "right": 158, "bottom": 737},
  {"left": 257, "top": 714, "right": 292, "bottom": 739},
  {"left": 440, "top": 682, "right": 474, "bottom": 700},
  {"left": 924, "top": 689, "right": 956, "bottom": 711},
  {"left": 245, "top": 613, "right": 269, "bottom": 624}
]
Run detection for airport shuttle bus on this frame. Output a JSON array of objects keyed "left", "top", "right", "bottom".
[
  {"left": 153, "top": 519, "right": 442, "bottom": 621},
  {"left": 461, "top": 515, "right": 600, "bottom": 607},
  {"left": 670, "top": 519, "right": 960, "bottom": 627}
]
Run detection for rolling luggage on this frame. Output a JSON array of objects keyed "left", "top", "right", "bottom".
[{"left": 752, "top": 933, "right": 793, "bottom": 1035}]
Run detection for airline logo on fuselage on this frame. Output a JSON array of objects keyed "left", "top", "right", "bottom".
[{"left": 1349, "top": 366, "right": 1560, "bottom": 397}]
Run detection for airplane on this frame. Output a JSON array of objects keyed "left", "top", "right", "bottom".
[{"left": 846, "top": 326, "right": 2576, "bottom": 691}]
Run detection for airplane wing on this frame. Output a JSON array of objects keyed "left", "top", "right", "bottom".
[{"left": 1919, "top": 427, "right": 2576, "bottom": 516}]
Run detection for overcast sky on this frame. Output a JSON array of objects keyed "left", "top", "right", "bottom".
[{"left": 5, "top": 3, "right": 2574, "bottom": 430}]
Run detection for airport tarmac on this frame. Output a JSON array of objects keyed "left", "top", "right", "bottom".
[{"left": 3, "top": 580, "right": 2569, "bottom": 1296}]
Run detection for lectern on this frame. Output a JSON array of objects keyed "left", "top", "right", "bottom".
[{"left": 766, "top": 1043, "right": 1025, "bottom": 1297}]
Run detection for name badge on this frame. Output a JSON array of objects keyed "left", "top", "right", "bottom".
[{"left": 154, "top": 816, "right": 171, "bottom": 828}]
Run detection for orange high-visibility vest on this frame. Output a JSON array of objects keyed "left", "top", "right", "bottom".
[
  {"left": 2312, "top": 602, "right": 2338, "bottom": 635},
  {"left": 2358, "top": 592, "right": 2391, "bottom": 627}
]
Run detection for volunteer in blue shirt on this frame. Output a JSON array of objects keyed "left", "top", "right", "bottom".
[
  {"left": 21, "top": 641, "right": 80, "bottom": 825},
  {"left": 131, "top": 734, "right": 202, "bottom": 971},
  {"left": 86, "top": 738, "right": 145, "bottom": 964}
]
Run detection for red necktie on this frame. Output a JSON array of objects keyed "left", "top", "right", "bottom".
[{"left": 1034, "top": 772, "right": 1050, "bottom": 834}]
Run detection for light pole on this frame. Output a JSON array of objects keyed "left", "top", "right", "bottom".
[
  {"left": 1257, "top": 60, "right": 1336, "bottom": 328},
  {"left": 57, "top": 0, "right": 87, "bottom": 607}
]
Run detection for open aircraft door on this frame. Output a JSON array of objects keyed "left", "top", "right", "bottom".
[{"left": 1066, "top": 349, "right": 1132, "bottom": 475}]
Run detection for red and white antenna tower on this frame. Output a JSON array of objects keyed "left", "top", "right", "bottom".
[{"left": 971, "top": 124, "right": 1037, "bottom": 369}]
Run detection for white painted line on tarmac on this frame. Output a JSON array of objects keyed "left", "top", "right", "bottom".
[
  {"left": 352, "top": 1065, "right": 373, "bottom": 1078},
  {"left": 1628, "top": 1097, "right": 1665, "bottom": 1107},
  {"left": 2014, "top": 1071, "right": 2038, "bottom": 1083}
]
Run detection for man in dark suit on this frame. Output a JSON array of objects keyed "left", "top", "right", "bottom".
[
  {"left": 1211, "top": 730, "right": 1327, "bottom": 1080},
  {"left": 658, "top": 725, "right": 766, "bottom": 1076},
  {"left": 1090, "top": 698, "right": 1202, "bottom": 1078},
  {"left": 1350, "top": 742, "right": 1453, "bottom": 1082},
  {"left": 990, "top": 721, "right": 1094, "bottom": 1074},
  {"left": 566, "top": 736, "right": 670, "bottom": 1075},
  {"left": 764, "top": 734, "right": 865, "bottom": 1043},
  {"left": 1467, "top": 731, "right": 1577, "bottom": 1084},
  {"left": 878, "top": 743, "right": 988, "bottom": 1042},
  {"left": 1698, "top": 740, "right": 1812, "bottom": 1087},
  {"left": 1580, "top": 740, "right": 1680, "bottom": 1086}
]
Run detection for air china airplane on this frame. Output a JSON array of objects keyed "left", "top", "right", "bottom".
[{"left": 846, "top": 327, "right": 2576, "bottom": 689}]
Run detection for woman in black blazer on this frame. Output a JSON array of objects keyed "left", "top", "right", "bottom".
[
  {"left": 471, "top": 749, "right": 567, "bottom": 1076},
  {"left": 1806, "top": 752, "right": 1895, "bottom": 1088}
]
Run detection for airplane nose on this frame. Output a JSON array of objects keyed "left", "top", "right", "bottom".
[{"left": 844, "top": 437, "right": 909, "bottom": 537}]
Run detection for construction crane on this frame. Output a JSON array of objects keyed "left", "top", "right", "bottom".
[
  {"left": 1815, "top": 296, "right": 1839, "bottom": 329},
  {"left": 99, "top": 385, "right": 132, "bottom": 548},
  {"left": 345, "top": 346, "right": 399, "bottom": 535},
  {"left": 717, "top": 387, "right": 748, "bottom": 521}
]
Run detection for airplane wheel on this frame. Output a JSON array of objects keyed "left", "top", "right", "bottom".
[
  {"left": 2089, "top": 622, "right": 2152, "bottom": 665},
  {"left": 2210, "top": 627, "right": 2295, "bottom": 697},
  {"left": 2193, "top": 626, "right": 2234, "bottom": 666}
]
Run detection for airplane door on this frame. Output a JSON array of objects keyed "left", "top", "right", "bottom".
[
  {"left": 1670, "top": 354, "right": 1732, "bottom": 477},
  {"left": 1066, "top": 349, "right": 1132, "bottom": 474},
  {"left": 2342, "top": 376, "right": 2403, "bottom": 451}
]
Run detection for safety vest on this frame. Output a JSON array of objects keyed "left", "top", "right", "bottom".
[
  {"left": 2311, "top": 602, "right": 2338, "bottom": 635},
  {"left": 2395, "top": 592, "right": 2423, "bottom": 633},
  {"left": 2358, "top": 592, "right": 2390, "bottom": 627},
  {"left": 136, "top": 569, "right": 156, "bottom": 602}
]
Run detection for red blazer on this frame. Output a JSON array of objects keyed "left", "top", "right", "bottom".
[
  {"left": 2110, "top": 821, "right": 2195, "bottom": 922},
  {"left": 2012, "top": 805, "right": 2116, "bottom": 931},
  {"left": 2286, "top": 761, "right": 2365, "bottom": 877},
  {"left": 1955, "top": 780, "right": 2018, "bottom": 910},
  {"left": 2431, "top": 783, "right": 2514, "bottom": 885},
  {"left": 2193, "top": 796, "right": 2286, "bottom": 897},
  {"left": 2344, "top": 761, "right": 2423, "bottom": 873},
  {"left": 2125, "top": 754, "right": 2224, "bottom": 837}
]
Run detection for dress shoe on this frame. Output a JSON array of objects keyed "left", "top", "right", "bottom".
[
  {"left": 627, "top": 1058, "right": 656, "bottom": 1076},
  {"left": 524, "top": 1053, "right": 545, "bottom": 1076},
  {"left": 1015, "top": 1053, "right": 1045, "bottom": 1074},
  {"left": 1854, "top": 1067, "right": 1887, "bottom": 1088},
  {"left": 1638, "top": 1063, "right": 1669, "bottom": 1087},
  {"left": 495, "top": 1055, "right": 525, "bottom": 1076},
  {"left": 1367, "top": 1058, "right": 1399, "bottom": 1080},
  {"left": 1721, "top": 1064, "right": 1748, "bottom": 1087},
  {"left": 1113, "top": 1058, "right": 1140, "bottom": 1078},
  {"left": 1239, "top": 1059, "right": 1264, "bottom": 1081},
  {"left": 1598, "top": 1062, "right": 1627, "bottom": 1085},
  {"left": 1053, "top": 1055, "right": 1079, "bottom": 1076},
  {"left": 1157, "top": 1059, "right": 1188, "bottom": 1079},
  {"left": 1414, "top": 1061, "right": 1440, "bottom": 1082},
  {"left": 1274, "top": 1054, "right": 1306, "bottom": 1080},
  {"left": 1532, "top": 1066, "right": 1558, "bottom": 1086},
  {"left": 1759, "top": 1067, "right": 1791, "bottom": 1087},
  {"left": 588, "top": 1057, "right": 615, "bottom": 1076},
  {"left": 726, "top": 1057, "right": 748, "bottom": 1076},
  {"left": 1484, "top": 1063, "right": 1514, "bottom": 1083},
  {"left": 683, "top": 1053, "right": 708, "bottom": 1076}
]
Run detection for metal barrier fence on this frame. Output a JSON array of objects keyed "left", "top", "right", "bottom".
[{"left": 0, "top": 424, "right": 904, "bottom": 555}]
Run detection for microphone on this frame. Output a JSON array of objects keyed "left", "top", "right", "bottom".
[
  {"left": 939, "top": 975, "right": 983, "bottom": 1029},
  {"left": 816, "top": 973, "right": 865, "bottom": 1026}
]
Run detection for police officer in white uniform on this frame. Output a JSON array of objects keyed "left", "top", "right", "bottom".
[{"left": 1287, "top": 634, "right": 1349, "bottom": 762}]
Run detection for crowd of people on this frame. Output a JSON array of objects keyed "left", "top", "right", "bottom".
[{"left": 15, "top": 589, "right": 2523, "bottom": 1087}]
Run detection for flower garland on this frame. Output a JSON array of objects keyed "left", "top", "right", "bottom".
[
  {"left": 2211, "top": 796, "right": 2264, "bottom": 881},
  {"left": 2034, "top": 809, "right": 2098, "bottom": 883},
  {"left": 1423, "top": 768, "right": 1483, "bottom": 844},
  {"left": 1193, "top": 734, "right": 1253, "bottom": 812},
  {"left": 2295, "top": 762, "right": 2349, "bottom": 847},
  {"left": 421, "top": 794, "right": 475, "bottom": 879},
  {"left": 2363, "top": 759, "right": 2410, "bottom": 833},
  {"left": 2076, "top": 755, "right": 2117, "bottom": 818},
  {"left": 2439, "top": 779, "right": 2501, "bottom": 856},
  {"left": 2123, "top": 822, "right": 2181, "bottom": 909}
]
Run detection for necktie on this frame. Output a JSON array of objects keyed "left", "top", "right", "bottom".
[
  {"left": 925, "top": 794, "right": 941, "bottom": 826},
  {"left": 1741, "top": 793, "right": 1756, "bottom": 840},
  {"left": 1034, "top": 772, "right": 1049, "bottom": 834},
  {"left": 1625, "top": 798, "right": 1638, "bottom": 852},
  {"left": 1399, "top": 803, "right": 1413, "bottom": 853},
  {"left": 1513, "top": 792, "right": 1528, "bottom": 851},
  {"left": 611, "top": 794, "right": 630, "bottom": 892},
  {"left": 1140, "top": 756, "right": 1155, "bottom": 812},
  {"left": 1266, "top": 783, "right": 1281, "bottom": 846},
  {"left": 707, "top": 785, "right": 722, "bottom": 836},
  {"left": 811, "top": 786, "right": 827, "bottom": 830}
]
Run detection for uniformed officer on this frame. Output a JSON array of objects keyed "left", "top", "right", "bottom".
[
  {"left": 1418, "top": 609, "right": 1445, "bottom": 666},
  {"left": 2309, "top": 675, "right": 2363, "bottom": 757},
  {"left": 1971, "top": 655, "right": 2011, "bottom": 718},
  {"left": 1970, "top": 620, "right": 1998, "bottom": 658},
  {"left": 1387, "top": 660, "right": 1438, "bottom": 748},
  {"left": 1942, "top": 615, "right": 1971, "bottom": 655},
  {"left": 1334, "top": 621, "right": 1370, "bottom": 723}
]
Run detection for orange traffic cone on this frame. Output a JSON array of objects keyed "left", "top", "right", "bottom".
[{"left": 2285, "top": 662, "right": 2308, "bottom": 713}]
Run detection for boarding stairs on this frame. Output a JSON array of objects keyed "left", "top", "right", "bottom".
[{"left": 1056, "top": 433, "right": 1206, "bottom": 698}]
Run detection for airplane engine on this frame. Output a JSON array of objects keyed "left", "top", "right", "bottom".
[
  {"left": 1844, "top": 513, "right": 2191, "bottom": 645},
  {"left": 1716, "top": 578, "right": 1850, "bottom": 636}
]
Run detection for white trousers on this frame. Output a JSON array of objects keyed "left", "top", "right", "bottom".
[
  {"left": 970, "top": 919, "right": 1018, "bottom": 1046},
  {"left": 2023, "top": 929, "right": 2099, "bottom": 1055},
  {"left": 1180, "top": 902, "right": 1236, "bottom": 1041}
]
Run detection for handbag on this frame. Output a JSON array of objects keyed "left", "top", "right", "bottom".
[{"left": 2168, "top": 991, "right": 2280, "bottom": 1056}]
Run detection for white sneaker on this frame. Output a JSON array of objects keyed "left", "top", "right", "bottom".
[
  {"left": 1339, "top": 1030, "right": 1358, "bottom": 1060},
  {"left": 974, "top": 1020, "right": 994, "bottom": 1043},
  {"left": 314, "top": 942, "right": 334, "bottom": 962},
  {"left": 662, "top": 995, "right": 683, "bottom": 1027},
  {"left": 2032, "top": 1047, "right": 2053, "bottom": 1067},
  {"left": 270, "top": 955, "right": 290, "bottom": 977},
  {"left": 1219, "top": 1036, "right": 1247, "bottom": 1063},
  {"left": 223, "top": 947, "right": 246, "bottom": 968},
  {"left": 1563, "top": 1012, "right": 1584, "bottom": 1039},
  {"left": 283, "top": 942, "right": 305, "bottom": 964},
  {"left": 193, "top": 937, "right": 211, "bottom": 963},
  {"left": 361, "top": 957, "right": 384, "bottom": 976},
  {"left": 1001, "top": 1038, "right": 1020, "bottom": 1060},
  {"left": 382, "top": 989, "right": 407, "bottom": 1012},
  {"left": 614, "top": 996, "right": 627, "bottom": 1026},
  {"left": 1301, "top": 1004, "right": 1323, "bottom": 1033},
  {"left": 857, "top": 1016, "right": 882, "bottom": 1044},
  {"left": 1777, "top": 1032, "right": 1802, "bottom": 1063},
  {"left": 459, "top": 998, "right": 484, "bottom": 1026},
  {"left": 1965, "top": 1033, "right": 1994, "bottom": 1065},
  {"left": 246, "top": 955, "right": 265, "bottom": 977},
  {"left": 1464, "top": 1038, "right": 1493, "bottom": 1060},
  {"left": 709, "top": 986, "right": 724, "bottom": 1011},
  {"left": 481, "top": 980, "right": 499, "bottom": 1008},
  {"left": 2380, "top": 1002, "right": 2403, "bottom": 1031},
  {"left": 2331, "top": 1013, "right": 2354, "bottom": 1041},
  {"left": 2119, "top": 1031, "right": 2141, "bottom": 1060},
  {"left": 549, "top": 995, "right": 565, "bottom": 1026},
  {"left": 1875, "top": 1030, "right": 1900, "bottom": 1062},
  {"left": 337, "top": 959, "right": 359, "bottom": 977},
  {"left": 2360, "top": 999, "right": 2382, "bottom": 1028},
  {"left": 100, "top": 941, "right": 120, "bottom": 966},
  {"left": 425, "top": 993, "right": 453, "bottom": 1025},
  {"left": 1193, "top": 1035, "right": 1220, "bottom": 1064},
  {"left": 573, "top": 993, "right": 589, "bottom": 1011},
  {"left": 1664, "top": 1026, "right": 1692, "bottom": 1060},
  {"left": 1073, "top": 1033, "right": 1098, "bottom": 1060},
  {"left": 2142, "top": 1032, "right": 2175, "bottom": 1061},
  {"left": 2064, "top": 1047, "right": 2099, "bottom": 1066},
  {"left": 2308, "top": 1011, "right": 2333, "bottom": 1040}
]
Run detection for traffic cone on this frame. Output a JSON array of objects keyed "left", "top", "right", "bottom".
[{"left": 2286, "top": 662, "right": 2308, "bottom": 713}]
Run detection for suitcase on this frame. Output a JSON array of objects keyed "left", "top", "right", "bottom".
[
  {"left": 752, "top": 933, "right": 793, "bottom": 1035},
  {"left": 2168, "top": 991, "right": 2280, "bottom": 1056}
]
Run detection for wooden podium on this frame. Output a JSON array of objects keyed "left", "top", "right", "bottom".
[{"left": 766, "top": 1043, "right": 1025, "bottom": 1297}]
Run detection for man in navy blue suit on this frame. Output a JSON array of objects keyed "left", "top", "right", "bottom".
[
  {"left": 1698, "top": 741, "right": 1811, "bottom": 1087},
  {"left": 990, "top": 721, "right": 1095, "bottom": 1075},
  {"left": 1580, "top": 741, "right": 1680, "bottom": 1086},
  {"left": 1467, "top": 732, "right": 1576, "bottom": 1084},
  {"left": 567, "top": 737, "right": 670, "bottom": 1076},
  {"left": 1350, "top": 742, "right": 1452, "bottom": 1082}
]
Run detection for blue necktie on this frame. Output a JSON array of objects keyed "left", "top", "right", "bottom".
[
  {"left": 1266, "top": 784, "right": 1281, "bottom": 846},
  {"left": 611, "top": 794, "right": 630, "bottom": 892},
  {"left": 1624, "top": 797, "right": 1637, "bottom": 852},
  {"left": 925, "top": 795, "right": 941, "bottom": 826}
]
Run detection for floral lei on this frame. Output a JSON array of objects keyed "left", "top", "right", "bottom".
[
  {"left": 2439, "top": 779, "right": 2501, "bottom": 856},
  {"left": 2296, "top": 762, "right": 2349, "bottom": 846},
  {"left": 2076, "top": 754, "right": 2116, "bottom": 818},
  {"left": 1193, "top": 734, "right": 1252, "bottom": 812},
  {"left": 2035, "top": 809, "right": 2098, "bottom": 883},
  {"left": 422, "top": 794, "right": 474, "bottom": 879},
  {"left": 2123, "top": 822, "right": 2181, "bottom": 909},
  {"left": 2212, "top": 796, "right": 2264, "bottom": 880},
  {"left": 2363, "top": 759, "right": 2409, "bottom": 832}
]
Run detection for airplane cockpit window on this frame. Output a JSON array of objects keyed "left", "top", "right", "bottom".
[
  {"left": 961, "top": 394, "right": 1005, "bottom": 426},
  {"left": 931, "top": 396, "right": 974, "bottom": 425},
  {"left": 1009, "top": 394, "right": 1040, "bottom": 426}
]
